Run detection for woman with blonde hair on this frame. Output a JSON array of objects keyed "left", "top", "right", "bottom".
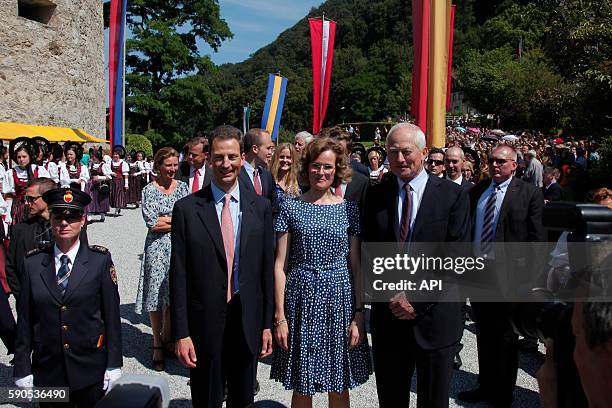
[{"left": 269, "top": 143, "right": 302, "bottom": 215}]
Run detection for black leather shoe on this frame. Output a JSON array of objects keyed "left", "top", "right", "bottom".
[
  {"left": 453, "top": 353, "right": 462, "bottom": 370},
  {"left": 457, "top": 388, "right": 492, "bottom": 403},
  {"left": 453, "top": 343, "right": 463, "bottom": 369}
]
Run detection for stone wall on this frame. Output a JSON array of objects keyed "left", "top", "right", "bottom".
[{"left": 0, "top": 0, "right": 105, "bottom": 139}]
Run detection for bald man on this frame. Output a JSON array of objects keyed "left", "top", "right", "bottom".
[
  {"left": 444, "top": 147, "right": 473, "bottom": 192},
  {"left": 458, "top": 145, "right": 544, "bottom": 407}
]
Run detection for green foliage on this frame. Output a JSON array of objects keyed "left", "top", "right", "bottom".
[
  {"left": 122, "top": 0, "right": 612, "bottom": 143},
  {"left": 126, "top": 134, "right": 153, "bottom": 157},
  {"left": 123, "top": 0, "right": 232, "bottom": 148}
]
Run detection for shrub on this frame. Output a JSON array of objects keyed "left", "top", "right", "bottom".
[{"left": 126, "top": 134, "right": 153, "bottom": 157}]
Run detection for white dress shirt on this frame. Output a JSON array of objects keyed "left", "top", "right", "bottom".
[
  {"left": 396, "top": 167, "right": 429, "bottom": 238},
  {"left": 473, "top": 176, "right": 513, "bottom": 258},
  {"left": 188, "top": 165, "right": 206, "bottom": 191},
  {"left": 53, "top": 241, "right": 81, "bottom": 277}
]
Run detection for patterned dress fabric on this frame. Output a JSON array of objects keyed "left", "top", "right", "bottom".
[
  {"left": 135, "top": 181, "right": 189, "bottom": 313},
  {"left": 272, "top": 183, "right": 301, "bottom": 220},
  {"left": 270, "top": 199, "right": 372, "bottom": 395}
]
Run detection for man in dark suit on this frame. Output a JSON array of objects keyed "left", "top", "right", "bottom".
[
  {"left": 171, "top": 125, "right": 274, "bottom": 407},
  {"left": 427, "top": 147, "right": 446, "bottom": 178},
  {"left": 13, "top": 187, "right": 122, "bottom": 407},
  {"left": 443, "top": 146, "right": 474, "bottom": 369},
  {"left": 543, "top": 166, "right": 563, "bottom": 202},
  {"left": 363, "top": 123, "right": 470, "bottom": 408},
  {"left": 239, "top": 128, "right": 276, "bottom": 203},
  {"left": 6, "top": 178, "right": 57, "bottom": 299},
  {"left": 445, "top": 147, "right": 474, "bottom": 191},
  {"left": 176, "top": 136, "right": 212, "bottom": 193},
  {"left": 458, "top": 145, "right": 545, "bottom": 407}
]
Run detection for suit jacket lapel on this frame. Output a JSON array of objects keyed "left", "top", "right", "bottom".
[
  {"left": 196, "top": 186, "right": 227, "bottom": 261},
  {"left": 63, "top": 244, "right": 89, "bottom": 303},
  {"left": 497, "top": 177, "right": 520, "bottom": 225},
  {"left": 40, "top": 252, "right": 62, "bottom": 305},
  {"left": 239, "top": 167, "right": 255, "bottom": 193},
  {"left": 238, "top": 187, "right": 255, "bottom": 273},
  {"left": 386, "top": 178, "right": 400, "bottom": 241},
  {"left": 412, "top": 175, "right": 438, "bottom": 239}
]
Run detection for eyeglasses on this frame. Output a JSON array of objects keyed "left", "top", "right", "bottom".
[
  {"left": 309, "top": 162, "right": 335, "bottom": 174},
  {"left": 24, "top": 195, "right": 42, "bottom": 203},
  {"left": 488, "top": 158, "right": 515, "bottom": 166},
  {"left": 427, "top": 159, "right": 444, "bottom": 166},
  {"left": 52, "top": 212, "right": 83, "bottom": 223}
]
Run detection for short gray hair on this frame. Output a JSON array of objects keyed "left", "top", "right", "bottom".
[
  {"left": 295, "top": 131, "right": 313, "bottom": 145},
  {"left": 446, "top": 146, "right": 465, "bottom": 160},
  {"left": 386, "top": 123, "right": 426, "bottom": 150}
]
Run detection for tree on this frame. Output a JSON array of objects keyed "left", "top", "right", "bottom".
[{"left": 121, "top": 0, "right": 232, "bottom": 148}]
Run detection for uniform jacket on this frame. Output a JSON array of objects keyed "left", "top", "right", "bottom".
[
  {"left": 14, "top": 244, "right": 122, "bottom": 390},
  {"left": 6, "top": 217, "right": 89, "bottom": 299}
]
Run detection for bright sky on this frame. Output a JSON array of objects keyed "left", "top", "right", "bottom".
[
  {"left": 105, "top": 1, "right": 321, "bottom": 101},
  {"left": 205, "top": 0, "right": 323, "bottom": 64}
]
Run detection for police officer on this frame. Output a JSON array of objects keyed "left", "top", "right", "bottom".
[{"left": 13, "top": 187, "right": 122, "bottom": 407}]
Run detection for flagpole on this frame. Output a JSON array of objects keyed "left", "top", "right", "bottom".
[
  {"left": 121, "top": 0, "right": 127, "bottom": 147},
  {"left": 319, "top": 13, "right": 325, "bottom": 131}
]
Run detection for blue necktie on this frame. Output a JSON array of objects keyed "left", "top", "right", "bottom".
[
  {"left": 480, "top": 185, "right": 499, "bottom": 254},
  {"left": 57, "top": 255, "right": 71, "bottom": 296}
]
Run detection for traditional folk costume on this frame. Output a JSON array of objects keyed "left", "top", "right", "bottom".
[
  {"left": 87, "top": 161, "right": 112, "bottom": 215},
  {"left": 2, "top": 165, "right": 50, "bottom": 224},
  {"left": 109, "top": 160, "right": 129, "bottom": 212}
]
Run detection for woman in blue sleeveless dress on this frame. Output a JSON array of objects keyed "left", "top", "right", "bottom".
[{"left": 271, "top": 137, "right": 371, "bottom": 407}]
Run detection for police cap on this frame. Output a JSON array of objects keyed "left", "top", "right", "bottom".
[{"left": 42, "top": 187, "right": 92, "bottom": 215}]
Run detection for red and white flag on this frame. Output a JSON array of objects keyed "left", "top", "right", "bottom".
[{"left": 309, "top": 17, "right": 337, "bottom": 135}]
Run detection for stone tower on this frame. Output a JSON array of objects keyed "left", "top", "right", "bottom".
[{"left": 0, "top": 0, "right": 105, "bottom": 138}]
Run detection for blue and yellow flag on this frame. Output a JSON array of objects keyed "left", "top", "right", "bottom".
[{"left": 261, "top": 74, "right": 288, "bottom": 141}]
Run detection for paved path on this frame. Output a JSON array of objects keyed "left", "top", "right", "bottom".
[{"left": 0, "top": 206, "right": 542, "bottom": 407}]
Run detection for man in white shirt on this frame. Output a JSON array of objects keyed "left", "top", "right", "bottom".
[{"left": 445, "top": 147, "right": 473, "bottom": 191}]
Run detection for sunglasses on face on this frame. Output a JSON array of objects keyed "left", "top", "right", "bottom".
[
  {"left": 427, "top": 159, "right": 444, "bottom": 166},
  {"left": 52, "top": 213, "right": 83, "bottom": 223},
  {"left": 488, "top": 158, "right": 514, "bottom": 166},
  {"left": 24, "top": 195, "right": 42, "bottom": 203}
]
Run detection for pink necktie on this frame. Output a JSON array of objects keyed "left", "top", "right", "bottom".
[
  {"left": 253, "top": 169, "right": 263, "bottom": 196},
  {"left": 335, "top": 183, "right": 343, "bottom": 197},
  {"left": 221, "top": 194, "right": 235, "bottom": 302},
  {"left": 192, "top": 169, "right": 200, "bottom": 193}
]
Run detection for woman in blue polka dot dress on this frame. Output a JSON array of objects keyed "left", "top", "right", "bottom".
[{"left": 271, "top": 137, "right": 372, "bottom": 406}]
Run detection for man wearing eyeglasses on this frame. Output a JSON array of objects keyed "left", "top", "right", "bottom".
[
  {"left": 13, "top": 187, "right": 122, "bottom": 406},
  {"left": 426, "top": 147, "right": 446, "bottom": 178},
  {"left": 5, "top": 178, "right": 57, "bottom": 300},
  {"left": 458, "top": 145, "right": 544, "bottom": 407}
]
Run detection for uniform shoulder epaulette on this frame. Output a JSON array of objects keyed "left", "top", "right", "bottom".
[
  {"left": 89, "top": 245, "right": 109, "bottom": 254},
  {"left": 25, "top": 242, "right": 53, "bottom": 257}
]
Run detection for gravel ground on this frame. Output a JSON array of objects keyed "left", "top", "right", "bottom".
[{"left": 0, "top": 206, "right": 543, "bottom": 407}]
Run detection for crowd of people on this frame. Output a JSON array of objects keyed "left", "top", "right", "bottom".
[{"left": 0, "top": 122, "right": 610, "bottom": 408}]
